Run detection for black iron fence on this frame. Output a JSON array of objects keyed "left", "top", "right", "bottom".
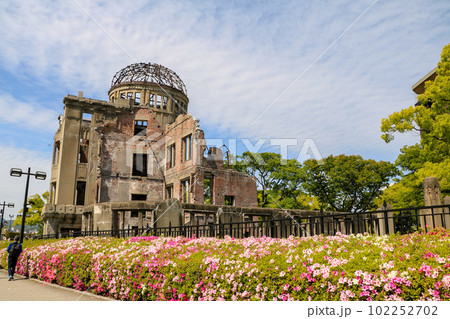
[{"left": 37, "top": 204, "right": 450, "bottom": 240}]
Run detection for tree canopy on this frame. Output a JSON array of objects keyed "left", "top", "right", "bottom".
[
  {"left": 380, "top": 43, "right": 450, "bottom": 206},
  {"left": 233, "top": 152, "right": 396, "bottom": 212},
  {"left": 13, "top": 191, "right": 48, "bottom": 235},
  {"left": 302, "top": 155, "right": 398, "bottom": 213}
]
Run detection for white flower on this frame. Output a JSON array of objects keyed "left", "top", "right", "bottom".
[{"left": 387, "top": 271, "right": 398, "bottom": 279}]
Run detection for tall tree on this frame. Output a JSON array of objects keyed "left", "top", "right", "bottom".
[
  {"left": 302, "top": 155, "right": 399, "bottom": 213},
  {"left": 234, "top": 152, "right": 283, "bottom": 207},
  {"left": 380, "top": 43, "right": 450, "bottom": 206},
  {"left": 13, "top": 191, "right": 49, "bottom": 235},
  {"left": 270, "top": 158, "right": 309, "bottom": 209}
]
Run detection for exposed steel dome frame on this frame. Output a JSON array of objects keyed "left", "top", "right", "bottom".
[{"left": 110, "top": 62, "right": 187, "bottom": 95}]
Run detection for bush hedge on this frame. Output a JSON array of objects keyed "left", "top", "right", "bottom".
[{"left": 1, "top": 230, "right": 450, "bottom": 301}]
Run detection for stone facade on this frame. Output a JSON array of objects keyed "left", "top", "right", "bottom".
[
  {"left": 42, "top": 63, "right": 257, "bottom": 235},
  {"left": 421, "top": 177, "right": 450, "bottom": 229}
]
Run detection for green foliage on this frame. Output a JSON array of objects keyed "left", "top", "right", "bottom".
[
  {"left": 233, "top": 152, "right": 396, "bottom": 212},
  {"left": 233, "top": 152, "right": 310, "bottom": 209},
  {"left": 380, "top": 44, "right": 450, "bottom": 206},
  {"left": 379, "top": 158, "right": 450, "bottom": 209},
  {"left": 13, "top": 191, "right": 49, "bottom": 235},
  {"left": 203, "top": 178, "right": 211, "bottom": 204},
  {"left": 233, "top": 152, "right": 285, "bottom": 207},
  {"left": 302, "top": 155, "right": 399, "bottom": 213}
]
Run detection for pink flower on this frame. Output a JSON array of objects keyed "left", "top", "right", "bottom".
[{"left": 442, "top": 275, "right": 450, "bottom": 289}]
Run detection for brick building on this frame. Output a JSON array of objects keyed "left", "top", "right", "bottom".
[{"left": 42, "top": 63, "right": 257, "bottom": 235}]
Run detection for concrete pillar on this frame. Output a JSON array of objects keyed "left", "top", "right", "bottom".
[
  {"left": 138, "top": 211, "right": 143, "bottom": 228},
  {"left": 84, "top": 113, "right": 102, "bottom": 205},
  {"left": 155, "top": 199, "right": 183, "bottom": 228},
  {"left": 43, "top": 216, "right": 58, "bottom": 235},
  {"left": 376, "top": 203, "right": 394, "bottom": 236},
  {"left": 421, "top": 177, "right": 443, "bottom": 229},
  {"left": 55, "top": 107, "right": 82, "bottom": 204}
]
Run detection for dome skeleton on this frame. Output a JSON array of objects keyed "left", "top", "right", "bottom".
[{"left": 110, "top": 62, "right": 187, "bottom": 96}]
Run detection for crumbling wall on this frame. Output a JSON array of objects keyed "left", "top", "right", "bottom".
[{"left": 97, "top": 106, "right": 166, "bottom": 203}]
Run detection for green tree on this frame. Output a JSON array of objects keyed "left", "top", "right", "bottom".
[
  {"left": 380, "top": 43, "right": 450, "bottom": 206},
  {"left": 302, "top": 155, "right": 399, "bottom": 213},
  {"left": 233, "top": 152, "right": 312, "bottom": 209},
  {"left": 13, "top": 191, "right": 49, "bottom": 235},
  {"left": 233, "top": 152, "right": 283, "bottom": 207},
  {"left": 270, "top": 158, "right": 312, "bottom": 209}
]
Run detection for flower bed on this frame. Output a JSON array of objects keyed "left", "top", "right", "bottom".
[{"left": 1, "top": 230, "right": 450, "bottom": 301}]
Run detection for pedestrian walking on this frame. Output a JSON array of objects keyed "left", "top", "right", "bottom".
[{"left": 6, "top": 235, "right": 22, "bottom": 281}]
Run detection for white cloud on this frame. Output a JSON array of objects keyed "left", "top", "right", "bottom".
[
  {"left": 0, "top": 0, "right": 448, "bottom": 165},
  {"left": 0, "top": 144, "right": 51, "bottom": 219},
  {"left": 0, "top": 93, "right": 59, "bottom": 132}
]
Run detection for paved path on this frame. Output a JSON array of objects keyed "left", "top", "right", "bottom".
[{"left": 0, "top": 269, "right": 111, "bottom": 301}]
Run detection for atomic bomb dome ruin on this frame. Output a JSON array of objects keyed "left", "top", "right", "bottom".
[{"left": 41, "top": 62, "right": 259, "bottom": 235}]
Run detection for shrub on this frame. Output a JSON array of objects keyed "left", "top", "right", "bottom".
[{"left": 1, "top": 230, "right": 450, "bottom": 301}]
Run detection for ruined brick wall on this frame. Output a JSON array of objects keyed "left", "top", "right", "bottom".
[
  {"left": 164, "top": 114, "right": 205, "bottom": 203},
  {"left": 194, "top": 167, "right": 258, "bottom": 207},
  {"left": 97, "top": 106, "right": 166, "bottom": 202},
  {"left": 162, "top": 115, "right": 258, "bottom": 206}
]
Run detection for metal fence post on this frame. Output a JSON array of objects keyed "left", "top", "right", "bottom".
[
  {"left": 320, "top": 210, "right": 324, "bottom": 235},
  {"left": 269, "top": 217, "right": 274, "bottom": 238},
  {"left": 384, "top": 210, "right": 389, "bottom": 235}
]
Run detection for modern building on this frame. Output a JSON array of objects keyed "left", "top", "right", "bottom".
[
  {"left": 412, "top": 67, "right": 437, "bottom": 95},
  {"left": 42, "top": 63, "right": 258, "bottom": 235}
]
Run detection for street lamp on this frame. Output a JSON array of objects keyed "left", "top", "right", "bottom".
[
  {"left": 0, "top": 201, "right": 14, "bottom": 239},
  {"left": 10, "top": 167, "right": 46, "bottom": 243}
]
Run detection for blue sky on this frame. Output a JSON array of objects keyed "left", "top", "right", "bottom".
[{"left": 0, "top": 0, "right": 449, "bottom": 218}]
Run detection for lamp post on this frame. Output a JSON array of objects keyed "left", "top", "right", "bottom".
[
  {"left": 10, "top": 167, "right": 46, "bottom": 243},
  {"left": 0, "top": 201, "right": 15, "bottom": 239}
]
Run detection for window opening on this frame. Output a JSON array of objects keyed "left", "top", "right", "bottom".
[
  {"left": 53, "top": 142, "right": 60, "bottom": 165},
  {"left": 163, "top": 96, "right": 168, "bottom": 110},
  {"left": 132, "top": 153, "right": 148, "bottom": 176},
  {"left": 82, "top": 112, "right": 92, "bottom": 121},
  {"left": 127, "top": 92, "right": 133, "bottom": 100},
  {"left": 167, "top": 144, "right": 176, "bottom": 168},
  {"left": 166, "top": 185, "right": 173, "bottom": 199},
  {"left": 156, "top": 95, "right": 162, "bottom": 108},
  {"left": 134, "top": 120, "right": 147, "bottom": 136},
  {"left": 181, "top": 179, "right": 190, "bottom": 203},
  {"left": 182, "top": 134, "right": 192, "bottom": 161},
  {"left": 50, "top": 182, "right": 56, "bottom": 204},
  {"left": 149, "top": 94, "right": 155, "bottom": 107},
  {"left": 78, "top": 140, "right": 89, "bottom": 163},
  {"left": 203, "top": 176, "right": 213, "bottom": 204},
  {"left": 76, "top": 182, "right": 86, "bottom": 206},
  {"left": 224, "top": 195, "right": 235, "bottom": 206},
  {"left": 131, "top": 194, "right": 147, "bottom": 201},
  {"left": 135, "top": 92, "right": 141, "bottom": 105}
]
